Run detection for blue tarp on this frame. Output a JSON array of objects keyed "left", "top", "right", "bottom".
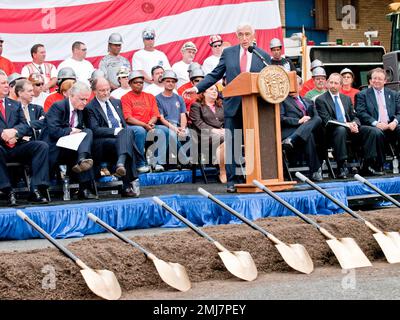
[{"left": 1, "top": 174, "right": 400, "bottom": 240}]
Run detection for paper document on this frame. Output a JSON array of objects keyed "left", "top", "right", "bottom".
[
  {"left": 327, "top": 120, "right": 350, "bottom": 128},
  {"left": 56, "top": 132, "right": 87, "bottom": 151}
]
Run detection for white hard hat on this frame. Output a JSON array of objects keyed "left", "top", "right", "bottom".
[
  {"left": 340, "top": 68, "right": 354, "bottom": 77},
  {"left": 160, "top": 70, "right": 178, "bottom": 82},
  {"left": 269, "top": 38, "right": 282, "bottom": 49},
  {"left": 312, "top": 67, "right": 326, "bottom": 78},
  {"left": 310, "top": 59, "right": 324, "bottom": 71},
  {"left": 108, "top": 33, "right": 123, "bottom": 45},
  {"left": 181, "top": 41, "right": 197, "bottom": 53},
  {"left": 128, "top": 70, "right": 144, "bottom": 82}
]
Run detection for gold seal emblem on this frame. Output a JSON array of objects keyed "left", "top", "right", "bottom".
[{"left": 257, "top": 65, "right": 290, "bottom": 104}]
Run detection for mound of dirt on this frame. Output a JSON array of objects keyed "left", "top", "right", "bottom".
[{"left": 0, "top": 208, "right": 399, "bottom": 299}]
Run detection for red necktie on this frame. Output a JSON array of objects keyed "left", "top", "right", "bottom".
[
  {"left": 294, "top": 97, "right": 307, "bottom": 116},
  {"left": 377, "top": 90, "right": 388, "bottom": 124},
  {"left": 240, "top": 50, "right": 247, "bottom": 73},
  {"left": 0, "top": 100, "right": 5, "bottom": 121},
  {"left": 0, "top": 100, "right": 16, "bottom": 148}
]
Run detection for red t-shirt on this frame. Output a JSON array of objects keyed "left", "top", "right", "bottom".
[
  {"left": 0, "top": 56, "right": 15, "bottom": 76},
  {"left": 44, "top": 92, "right": 64, "bottom": 112},
  {"left": 340, "top": 87, "right": 360, "bottom": 105},
  {"left": 177, "top": 82, "right": 198, "bottom": 113},
  {"left": 300, "top": 78, "right": 315, "bottom": 97},
  {"left": 121, "top": 91, "right": 160, "bottom": 123}
]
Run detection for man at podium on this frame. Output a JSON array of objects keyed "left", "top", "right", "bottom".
[{"left": 184, "top": 23, "right": 271, "bottom": 192}]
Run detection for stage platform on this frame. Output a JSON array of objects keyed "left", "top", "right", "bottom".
[{"left": 1, "top": 170, "right": 400, "bottom": 240}]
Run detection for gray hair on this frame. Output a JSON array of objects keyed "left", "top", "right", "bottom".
[
  {"left": 236, "top": 23, "right": 255, "bottom": 34},
  {"left": 69, "top": 81, "right": 91, "bottom": 96}
]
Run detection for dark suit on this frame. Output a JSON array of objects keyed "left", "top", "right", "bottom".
[
  {"left": 316, "top": 91, "right": 380, "bottom": 166},
  {"left": 0, "top": 97, "right": 49, "bottom": 190},
  {"left": 21, "top": 103, "right": 45, "bottom": 139},
  {"left": 41, "top": 98, "right": 94, "bottom": 183},
  {"left": 196, "top": 44, "right": 271, "bottom": 184},
  {"left": 85, "top": 97, "right": 139, "bottom": 186},
  {"left": 356, "top": 87, "right": 400, "bottom": 165},
  {"left": 280, "top": 96, "right": 322, "bottom": 172}
]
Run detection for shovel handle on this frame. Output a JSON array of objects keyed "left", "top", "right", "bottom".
[
  {"left": 252, "top": 180, "right": 322, "bottom": 230},
  {"left": 354, "top": 174, "right": 400, "bottom": 208},
  {"left": 152, "top": 196, "right": 215, "bottom": 243},
  {"left": 87, "top": 213, "right": 151, "bottom": 257},
  {"left": 295, "top": 172, "right": 365, "bottom": 222},
  {"left": 198, "top": 187, "right": 276, "bottom": 241},
  {"left": 16, "top": 210, "right": 79, "bottom": 263}
]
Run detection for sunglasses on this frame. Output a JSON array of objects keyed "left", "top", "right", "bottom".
[
  {"left": 34, "top": 83, "right": 44, "bottom": 86},
  {"left": 212, "top": 44, "right": 222, "bottom": 48},
  {"left": 144, "top": 37, "right": 155, "bottom": 40},
  {"left": 192, "top": 79, "right": 202, "bottom": 83}
]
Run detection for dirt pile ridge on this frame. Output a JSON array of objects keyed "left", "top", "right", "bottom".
[{"left": 0, "top": 208, "right": 399, "bottom": 299}]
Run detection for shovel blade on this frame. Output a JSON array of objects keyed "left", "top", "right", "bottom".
[
  {"left": 373, "top": 232, "right": 400, "bottom": 264},
  {"left": 275, "top": 243, "right": 314, "bottom": 274},
  {"left": 80, "top": 269, "right": 122, "bottom": 300},
  {"left": 218, "top": 250, "right": 258, "bottom": 281},
  {"left": 152, "top": 258, "right": 192, "bottom": 292},
  {"left": 326, "top": 238, "right": 372, "bottom": 269}
]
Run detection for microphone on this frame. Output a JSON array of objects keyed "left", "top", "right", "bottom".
[{"left": 248, "top": 45, "right": 269, "bottom": 67}]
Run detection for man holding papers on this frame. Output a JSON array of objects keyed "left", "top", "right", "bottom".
[
  {"left": 316, "top": 73, "right": 382, "bottom": 179},
  {"left": 42, "top": 81, "right": 97, "bottom": 199},
  {"left": 85, "top": 77, "right": 140, "bottom": 197}
]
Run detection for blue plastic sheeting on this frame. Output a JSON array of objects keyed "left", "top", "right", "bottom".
[
  {"left": 137, "top": 168, "right": 217, "bottom": 186},
  {"left": 0, "top": 187, "right": 347, "bottom": 240}
]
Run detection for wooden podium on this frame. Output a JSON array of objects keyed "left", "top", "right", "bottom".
[{"left": 223, "top": 71, "right": 297, "bottom": 193}]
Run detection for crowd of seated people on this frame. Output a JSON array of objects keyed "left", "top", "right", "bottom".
[{"left": 1, "top": 29, "right": 400, "bottom": 206}]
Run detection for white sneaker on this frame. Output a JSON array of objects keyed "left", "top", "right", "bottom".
[
  {"left": 131, "top": 179, "right": 140, "bottom": 197},
  {"left": 137, "top": 165, "right": 151, "bottom": 173},
  {"left": 154, "top": 164, "right": 165, "bottom": 172}
]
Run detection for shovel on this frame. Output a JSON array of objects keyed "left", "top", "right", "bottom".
[
  {"left": 252, "top": 180, "right": 372, "bottom": 269},
  {"left": 296, "top": 172, "right": 400, "bottom": 264},
  {"left": 152, "top": 196, "right": 258, "bottom": 281},
  {"left": 87, "top": 213, "right": 191, "bottom": 292},
  {"left": 16, "top": 210, "right": 121, "bottom": 300},
  {"left": 354, "top": 174, "right": 400, "bottom": 208},
  {"left": 197, "top": 187, "right": 314, "bottom": 274}
]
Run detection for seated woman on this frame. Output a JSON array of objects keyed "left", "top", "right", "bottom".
[{"left": 189, "top": 85, "right": 226, "bottom": 183}]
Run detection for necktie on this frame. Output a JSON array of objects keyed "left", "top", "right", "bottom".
[
  {"left": 69, "top": 109, "right": 77, "bottom": 128},
  {"left": 294, "top": 97, "right": 307, "bottom": 116},
  {"left": 0, "top": 100, "right": 5, "bottom": 121},
  {"left": 22, "top": 105, "right": 30, "bottom": 124},
  {"left": 0, "top": 100, "right": 16, "bottom": 148},
  {"left": 240, "top": 50, "right": 247, "bottom": 73},
  {"left": 334, "top": 96, "right": 346, "bottom": 123},
  {"left": 377, "top": 90, "right": 389, "bottom": 124},
  {"left": 105, "top": 101, "right": 120, "bottom": 129}
]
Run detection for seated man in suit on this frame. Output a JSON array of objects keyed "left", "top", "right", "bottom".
[
  {"left": 356, "top": 67, "right": 400, "bottom": 172},
  {"left": 14, "top": 79, "right": 45, "bottom": 140},
  {"left": 281, "top": 76, "right": 323, "bottom": 181},
  {"left": 316, "top": 73, "right": 382, "bottom": 178},
  {"left": 85, "top": 77, "right": 140, "bottom": 197},
  {"left": 0, "top": 73, "right": 49, "bottom": 205},
  {"left": 41, "top": 81, "right": 97, "bottom": 199}
]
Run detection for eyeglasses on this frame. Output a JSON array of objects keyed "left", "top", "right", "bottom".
[
  {"left": 192, "top": 79, "right": 201, "bottom": 83},
  {"left": 119, "top": 76, "right": 128, "bottom": 79},
  {"left": 132, "top": 81, "right": 144, "bottom": 85},
  {"left": 34, "top": 83, "right": 44, "bottom": 87},
  {"left": 212, "top": 44, "right": 222, "bottom": 48},
  {"left": 144, "top": 37, "right": 155, "bottom": 40}
]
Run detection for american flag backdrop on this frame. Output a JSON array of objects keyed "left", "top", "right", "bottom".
[{"left": 0, "top": 0, "right": 283, "bottom": 71}]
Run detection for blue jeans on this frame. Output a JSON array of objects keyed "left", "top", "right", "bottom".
[{"left": 127, "top": 125, "right": 168, "bottom": 166}]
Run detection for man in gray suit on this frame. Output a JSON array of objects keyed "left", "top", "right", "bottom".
[{"left": 184, "top": 23, "right": 271, "bottom": 192}]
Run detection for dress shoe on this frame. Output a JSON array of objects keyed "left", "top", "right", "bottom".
[
  {"left": 337, "top": 167, "right": 349, "bottom": 179},
  {"left": 115, "top": 164, "right": 126, "bottom": 177},
  {"left": 282, "top": 138, "right": 294, "bottom": 151},
  {"left": 121, "top": 187, "right": 139, "bottom": 198},
  {"left": 137, "top": 165, "right": 151, "bottom": 173},
  {"left": 72, "top": 159, "right": 93, "bottom": 173},
  {"left": 29, "top": 189, "right": 48, "bottom": 204},
  {"left": 7, "top": 191, "right": 17, "bottom": 206},
  {"left": 78, "top": 188, "right": 98, "bottom": 200}
]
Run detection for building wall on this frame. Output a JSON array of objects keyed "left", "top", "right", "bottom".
[{"left": 279, "top": 0, "right": 394, "bottom": 52}]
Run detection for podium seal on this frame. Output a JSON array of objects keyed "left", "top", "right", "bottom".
[{"left": 257, "top": 65, "right": 290, "bottom": 104}]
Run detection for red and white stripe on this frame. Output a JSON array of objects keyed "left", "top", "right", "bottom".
[{"left": 0, "top": 0, "right": 283, "bottom": 72}]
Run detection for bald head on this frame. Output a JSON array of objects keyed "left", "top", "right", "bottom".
[{"left": 93, "top": 77, "right": 111, "bottom": 102}]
